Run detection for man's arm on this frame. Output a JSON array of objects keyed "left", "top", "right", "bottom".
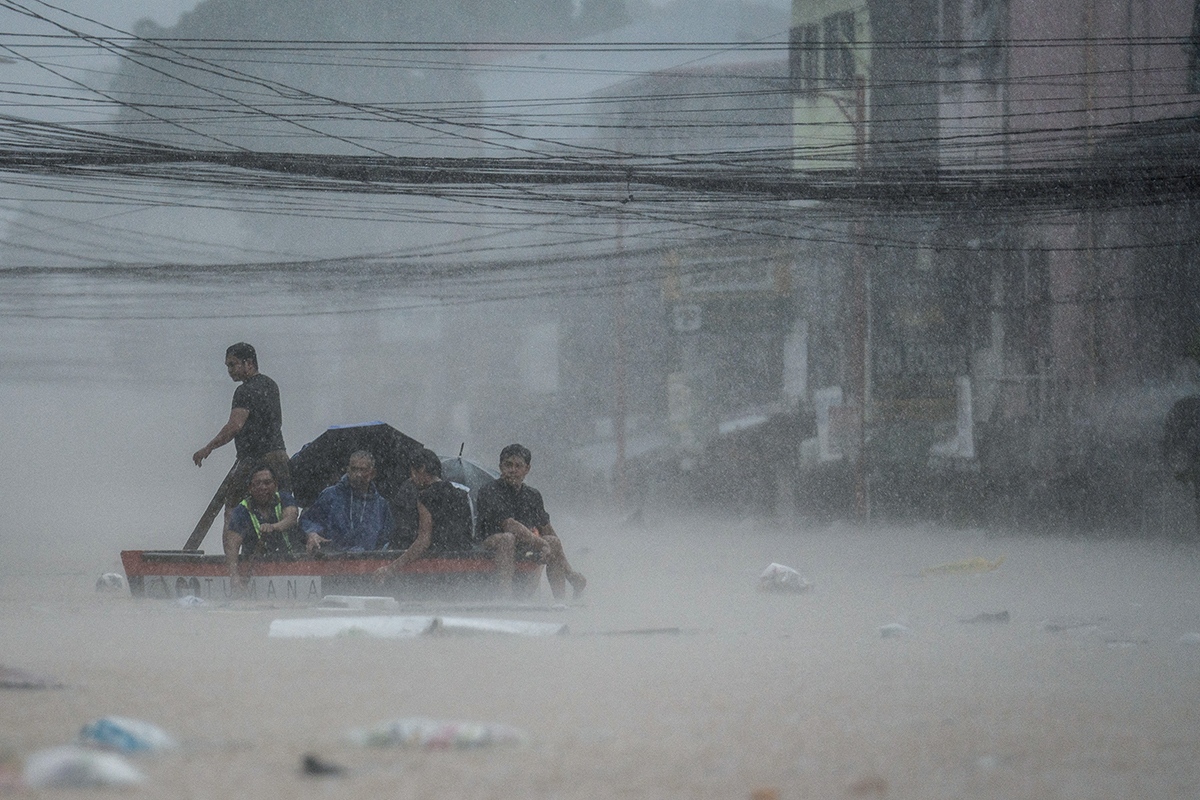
[
  {"left": 299, "top": 497, "right": 332, "bottom": 552},
  {"left": 193, "top": 407, "right": 249, "bottom": 466},
  {"left": 257, "top": 504, "right": 298, "bottom": 536},
  {"left": 500, "top": 517, "right": 549, "bottom": 555},
  {"left": 377, "top": 501, "right": 431, "bottom": 576}
]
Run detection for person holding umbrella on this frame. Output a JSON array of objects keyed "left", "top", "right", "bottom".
[
  {"left": 375, "top": 448, "right": 474, "bottom": 578},
  {"left": 476, "top": 443, "right": 586, "bottom": 600}
]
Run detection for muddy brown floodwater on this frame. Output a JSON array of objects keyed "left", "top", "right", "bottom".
[{"left": 2, "top": 517, "right": 1200, "bottom": 799}]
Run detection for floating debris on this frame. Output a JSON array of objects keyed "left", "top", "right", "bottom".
[
  {"left": 78, "top": 716, "right": 178, "bottom": 753},
  {"left": 429, "top": 617, "right": 568, "bottom": 637},
  {"left": 269, "top": 615, "right": 567, "bottom": 639},
  {"left": 301, "top": 753, "right": 345, "bottom": 777},
  {"left": 318, "top": 595, "right": 399, "bottom": 611},
  {"left": 1104, "top": 639, "right": 1144, "bottom": 649},
  {"left": 94, "top": 573, "right": 128, "bottom": 593},
  {"left": 347, "top": 718, "right": 527, "bottom": 749},
  {"left": 959, "top": 611, "right": 1010, "bottom": 624},
  {"left": 1040, "top": 618, "right": 1106, "bottom": 633},
  {"left": 23, "top": 746, "right": 144, "bottom": 789},
  {"left": 0, "top": 665, "right": 63, "bottom": 690},
  {"left": 176, "top": 595, "right": 206, "bottom": 607},
  {"left": 880, "top": 622, "right": 910, "bottom": 638},
  {"left": 758, "top": 563, "right": 812, "bottom": 593},
  {"left": 920, "top": 556, "right": 1005, "bottom": 576},
  {"left": 592, "top": 627, "right": 684, "bottom": 637}
]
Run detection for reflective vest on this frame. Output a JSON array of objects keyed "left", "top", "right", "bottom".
[{"left": 240, "top": 494, "right": 295, "bottom": 555}]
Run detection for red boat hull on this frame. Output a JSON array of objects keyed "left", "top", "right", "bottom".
[{"left": 120, "top": 550, "right": 542, "bottom": 601}]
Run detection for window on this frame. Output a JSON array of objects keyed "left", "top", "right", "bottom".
[
  {"left": 969, "top": 0, "right": 1003, "bottom": 82},
  {"left": 788, "top": 24, "right": 820, "bottom": 94},
  {"left": 940, "top": 0, "right": 963, "bottom": 66},
  {"left": 823, "top": 11, "right": 856, "bottom": 87},
  {"left": 1190, "top": 0, "right": 1200, "bottom": 93}
]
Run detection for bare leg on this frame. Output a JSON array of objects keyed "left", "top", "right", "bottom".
[
  {"left": 541, "top": 535, "right": 585, "bottom": 600},
  {"left": 482, "top": 533, "right": 516, "bottom": 598},
  {"left": 222, "top": 527, "right": 248, "bottom": 595}
]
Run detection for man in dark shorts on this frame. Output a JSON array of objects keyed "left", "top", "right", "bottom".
[
  {"left": 223, "top": 464, "right": 314, "bottom": 591},
  {"left": 475, "top": 443, "right": 586, "bottom": 600},
  {"left": 190, "top": 342, "right": 290, "bottom": 546},
  {"left": 376, "top": 448, "right": 473, "bottom": 577}
]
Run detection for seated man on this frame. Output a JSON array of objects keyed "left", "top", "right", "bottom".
[
  {"left": 376, "top": 448, "right": 473, "bottom": 577},
  {"left": 223, "top": 464, "right": 313, "bottom": 589},
  {"left": 476, "top": 443, "right": 586, "bottom": 600},
  {"left": 300, "top": 450, "right": 394, "bottom": 551}
]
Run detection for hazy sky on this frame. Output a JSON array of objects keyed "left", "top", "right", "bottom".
[{"left": 33, "top": 0, "right": 792, "bottom": 33}]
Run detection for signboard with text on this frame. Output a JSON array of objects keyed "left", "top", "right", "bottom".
[{"left": 141, "top": 574, "right": 322, "bottom": 602}]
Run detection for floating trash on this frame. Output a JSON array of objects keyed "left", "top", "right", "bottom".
[
  {"left": 0, "top": 665, "right": 63, "bottom": 690},
  {"left": 23, "top": 746, "right": 144, "bottom": 789},
  {"left": 269, "top": 616, "right": 567, "bottom": 639},
  {"left": 880, "top": 622, "right": 910, "bottom": 638},
  {"left": 318, "top": 595, "right": 399, "bottom": 611},
  {"left": 94, "top": 573, "right": 128, "bottom": 593},
  {"left": 270, "top": 616, "right": 435, "bottom": 639},
  {"left": 176, "top": 595, "right": 207, "bottom": 607},
  {"left": 78, "top": 716, "right": 178, "bottom": 753},
  {"left": 430, "top": 617, "right": 567, "bottom": 637},
  {"left": 959, "top": 610, "right": 1010, "bottom": 624},
  {"left": 301, "top": 753, "right": 345, "bottom": 777},
  {"left": 758, "top": 563, "right": 812, "bottom": 594},
  {"left": 920, "top": 556, "right": 1004, "bottom": 576},
  {"left": 347, "top": 718, "right": 527, "bottom": 749},
  {"left": 1040, "top": 618, "right": 1106, "bottom": 633}
]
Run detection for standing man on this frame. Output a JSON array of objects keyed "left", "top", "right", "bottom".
[
  {"left": 476, "top": 443, "right": 586, "bottom": 600},
  {"left": 186, "top": 342, "right": 289, "bottom": 550},
  {"left": 300, "top": 450, "right": 394, "bottom": 551}
]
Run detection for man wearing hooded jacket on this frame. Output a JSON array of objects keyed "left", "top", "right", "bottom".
[{"left": 300, "top": 450, "right": 394, "bottom": 551}]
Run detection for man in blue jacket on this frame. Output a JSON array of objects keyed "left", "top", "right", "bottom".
[{"left": 300, "top": 450, "right": 394, "bottom": 551}]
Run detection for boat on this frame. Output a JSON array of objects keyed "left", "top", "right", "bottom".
[
  {"left": 120, "top": 548, "right": 543, "bottom": 601},
  {"left": 124, "top": 421, "right": 543, "bottom": 601}
]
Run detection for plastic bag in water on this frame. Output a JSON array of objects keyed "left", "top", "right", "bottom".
[
  {"left": 23, "top": 746, "right": 144, "bottom": 788},
  {"left": 78, "top": 716, "right": 177, "bottom": 753},
  {"left": 347, "top": 718, "right": 527, "bottom": 749},
  {"left": 758, "top": 563, "right": 812, "bottom": 593}
]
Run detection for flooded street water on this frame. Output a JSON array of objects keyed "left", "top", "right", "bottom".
[
  {"left": 3, "top": 274, "right": 1200, "bottom": 798},
  {"left": 4, "top": 518, "right": 1200, "bottom": 799}
]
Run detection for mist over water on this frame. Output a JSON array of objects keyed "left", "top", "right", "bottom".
[
  {"left": 3, "top": 512, "right": 1200, "bottom": 798},
  {"left": 4, "top": 292, "right": 1200, "bottom": 798},
  {"left": 3, "top": 273, "right": 1200, "bottom": 799}
]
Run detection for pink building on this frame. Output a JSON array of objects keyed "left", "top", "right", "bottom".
[{"left": 790, "top": 0, "right": 1200, "bottom": 527}]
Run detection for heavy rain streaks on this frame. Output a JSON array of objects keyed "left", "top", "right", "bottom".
[{"left": 2, "top": 0, "right": 1200, "bottom": 798}]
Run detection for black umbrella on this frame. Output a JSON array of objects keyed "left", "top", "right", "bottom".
[
  {"left": 440, "top": 456, "right": 499, "bottom": 495},
  {"left": 288, "top": 421, "right": 423, "bottom": 507}
]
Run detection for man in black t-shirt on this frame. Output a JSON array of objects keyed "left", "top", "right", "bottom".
[
  {"left": 475, "top": 443, "right": 586, "bottom": 600},
  {"left": 190, "top": 342, "right": 290, "bottom": 546},
  {"left": 376, "top": 448, "right": 473, "bottom": 577}
]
